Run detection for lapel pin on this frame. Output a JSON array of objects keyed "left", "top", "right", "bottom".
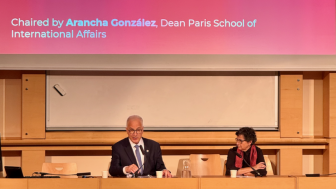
[{"left": 146, "top": 150, "right": 149, "bottom": 152}]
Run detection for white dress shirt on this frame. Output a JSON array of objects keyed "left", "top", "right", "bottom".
[{"left": 123, "top": 138, "right": 145, "bottom": 175}]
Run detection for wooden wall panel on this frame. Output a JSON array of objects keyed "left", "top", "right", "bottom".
[
  {"left": 0, "top": 79, "right": 4, "bottom": 136},
  {"left": 5, "top": 79, "right": 22, "bottom": 137},
  {"left": 0, "top": 71, "right": 44, "bottom": 138},
  {"left": 314, "top": 154, "right": 323, "bottom": 174},
  {"left": 280, "top": 73, "right": 303, "bottom": 138},
  {"left": 302, "top": 72, "right": 323, "bottom": 138},
  {"left": 323, "top": 73, "right": 330, "bottom": 137},
  {"left": 21, "top": 150, "right": 45, "bottom": 176},
  {"left": 330, "top": 73, "right": 336, "bottom": 137},
  {"left": 314, "top": 78, "right": 324, "bottom": 137},
  {"left": 323, "top": 139, "right": 336, "bottom": 174},
  {"left": 22, "top": 74, "right": 46, "bottom": 139},
  {"left": 323, "top": 72, "right": 336, "bottom": 138},
  {"left": 302, "top": 79, "right": 314, "bottom": 137},
  {"left": 280, "top": 149, "right": 302, "bottom": 175}
]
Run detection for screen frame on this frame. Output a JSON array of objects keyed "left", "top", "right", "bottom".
[{"left": 1, "top": 54, "right": 336, "bottom": 71}]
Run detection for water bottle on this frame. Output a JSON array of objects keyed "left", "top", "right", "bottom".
[{"left": 181, "top": 160, "right": 191, "bottom": 178}]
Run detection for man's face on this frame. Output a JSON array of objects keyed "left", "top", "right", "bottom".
[{"left": 126, "top": 119, "right": 143, "bottom": 144}]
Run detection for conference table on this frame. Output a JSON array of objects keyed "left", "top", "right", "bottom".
[{"left": 0, "top": 176, "right": 335, "bottom": 189}]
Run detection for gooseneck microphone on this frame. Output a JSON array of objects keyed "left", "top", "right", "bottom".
[
  {"left": 235, "top": 151, "right": 262, "bottom": 177},
  {"left": 139, "top": 145, "right": 146, "bottom": 159},
  {"left": 33, "top": 172, "right": 91, "bottom": 177}
]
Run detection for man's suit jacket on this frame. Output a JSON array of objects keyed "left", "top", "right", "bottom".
[{"left": 109, "top": 137, "right": 166, "bottom": 176}]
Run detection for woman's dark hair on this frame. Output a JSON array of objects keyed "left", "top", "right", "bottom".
[{"left": 235, "top": 127, "right": 257, "bottom": 144}]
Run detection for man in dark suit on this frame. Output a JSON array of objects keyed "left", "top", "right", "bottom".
[{"left": 109, "top": 115, "right": 172, "bottom": 177}]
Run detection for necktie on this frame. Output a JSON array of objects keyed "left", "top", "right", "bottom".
[{"left": 135, "top": 145, "right": 143, "bottom": 175}]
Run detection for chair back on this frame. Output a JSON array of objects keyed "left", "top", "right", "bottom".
[
  {"left": 42, "top": 163, "right": 77, "bottom": 175},
  {"left": 107, "top": 161, "right": 111, "bottom": 176},
  {"left": 264, "top": 155, "right": 274, "bottom": 175},
  {"left": 190, "top": 154, "right": 222, "bottom": 176},
  {"left": 223, "top": 160, "right": 227, "bottom": 175}
]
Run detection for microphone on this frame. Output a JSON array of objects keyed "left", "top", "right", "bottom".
[
  {"left": 133, "top": 145, "right": 146, "bottom": 178},
  {"left": 33, "top": 172, "right": 91, "bottom": 177},
  {"left": 139, "top": 145, "right": 145, "bottom": 156},
  {"left": 306, "top": 173, "right": 336, "bottom": 177},
  {"left": 234, "top": 151, "right": 262, "bottom": 177},
  {"left": 76, "top": 172, "right": 91, "bottom": 176},
  {"left": 33, "top": 172, "right": 49, "bottom": 176}
]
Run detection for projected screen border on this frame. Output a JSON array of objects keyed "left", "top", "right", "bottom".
[
  {"left": 46, "top": 126, "right": 279, "bottom": 131},
  {"left": 1, "top": 55, "right": 336, "bottom": 71},
  {"left": 45, "top": 71, "right": 279, "bottom": 131}
]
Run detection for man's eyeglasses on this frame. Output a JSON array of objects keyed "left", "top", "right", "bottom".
[
  {"left": 128, "top": 129, "right": 143, "bottom": 134},
  {"left": 235, "top": 138, "right": 246, "bottom": 144}
]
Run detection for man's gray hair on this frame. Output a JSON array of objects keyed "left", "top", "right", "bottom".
[{"left": 126, "top": 115, "right": 143, "bottom": 127}]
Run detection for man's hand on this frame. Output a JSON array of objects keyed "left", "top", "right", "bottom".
[
  {"left": 125, "top": 164, "right": 139, "bottom": 174},
  {"left": 253, "top": 162, "right": 266, "bottom": 170},
  {"left": 162, "top": 169, "right": 172, "bottom": 178}
]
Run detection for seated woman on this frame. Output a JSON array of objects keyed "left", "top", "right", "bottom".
[{"left": 225, "top": 127, "right": 267, "bottom": 176}]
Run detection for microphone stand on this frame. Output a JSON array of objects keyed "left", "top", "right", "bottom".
[
  {"left": 132, "top": 145, "right": 147, "bottom": 178},
  {"left": 133, "top": 164, "right": 145, "bottom": 178},
  {"left": 34, "top": 172, "right": 91, "bottom": 177},
  {"left": 235, "top": 152, "right": 262, "bottom": 177},
  {"left": 242, "top": 158, "right": 262, "bottom": 177}
]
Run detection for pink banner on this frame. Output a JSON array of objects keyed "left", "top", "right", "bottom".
[{"left": 0, "top": 0, "right": 334, "bottom": 54}]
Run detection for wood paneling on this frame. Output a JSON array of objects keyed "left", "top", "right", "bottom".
[
  {"left": 0, "top": 71, "right": 45, "bottom": 79},
  {"left": 314, "top": 78, "right": 324, "bottom": 137},
  {"left": 22, "top": 74, "right": 45, "bottom": 139},
  {"left": 298, "top": 177, "right": 336, "bottom": 189},
  {"left": 0, "top": 71, "right": 22, "bottom": 138},
  {"left": 0, "top": 79, "right": 4, "bottom": 135},
  {"left": 323, "top": 139, "right": 336, "bottom": 174},
  {"left": 101, "top": 178, "right": 199, "bottom": 189},
  {"left": 330, "top": 73, "right": 336, "bottom": 137},
  {"left": 323, "top": 73, "right": 330, "bottom": 137},
  {"left": 280, "top": 149, "right": 302, "bottom": 175},
  {"left": 302, "top": 71, "right": 323, "bottom": 138},
  {"left": 5, "top": 79, "right": 22, "bottom": 137},
  {"left": 314, "top": 154, "right": 323, "bottom": 174},
  {"left": 200, "top": 177, "right": 296, "bottom": 189},
  {"left": 0, "top": 71, "right": 44, "bottom": 138},
  {"left": 280, "top": 74, "right": 303, "bottom": 138},
  {"left": 302, "top": 79, "right": 314, "bottom": 137},
  {"left": 0, "top": 71, "right": 23, "bottom": 79},
  {"left": 1, "top": 138, "right": 328, "bottom": 146},
  {"left": 0, "top": 179, "right": 27, "bottom": 189},
  {"left": 303, "top": 72, "right": 324, "bottom": 80},
  {"left": 323, "top": 72, "right": 336, "bottom": 138},
  {"left": 28, "top": 179, "right": 99, "bottom": 189},
  {"left": 0, "top": 144, "right": 326, "bottom": 154},
  {"left": 21, "top": 150, "right": 45, "bottom": 176}
]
